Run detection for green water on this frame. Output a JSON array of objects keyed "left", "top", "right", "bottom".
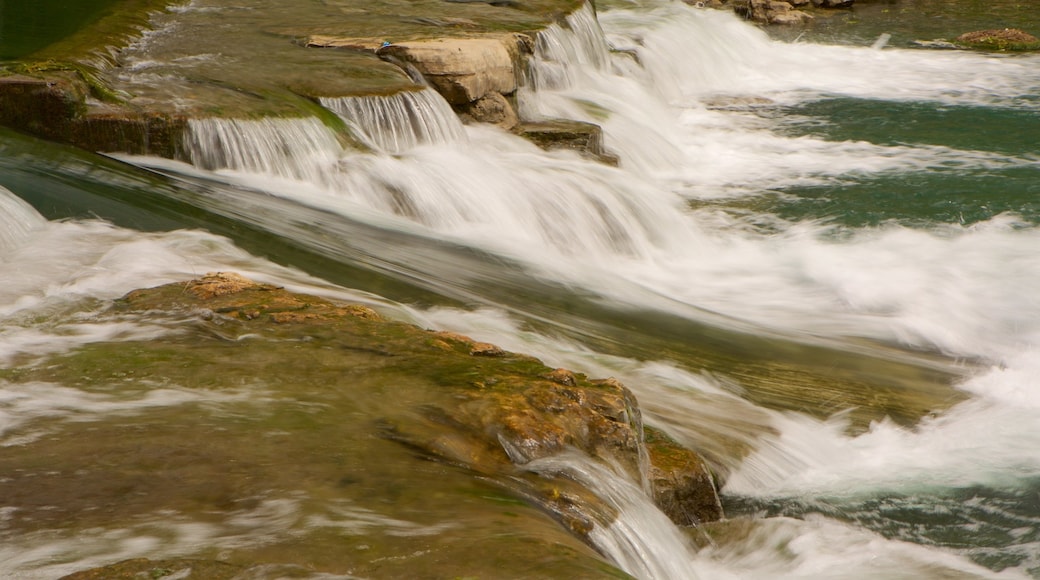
[
  {"left": 0, "top": 0, "right": 119, "bottom": 59},
  {"left": 757, "top": 99, "right": 1040, "bottom": 228}
]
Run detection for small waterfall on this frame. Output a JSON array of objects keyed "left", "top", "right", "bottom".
[
  {"left": 526, "top": 453, "right": 700, "bottom": 580},
  {"left": 184, "top": 117, "right": 344, "bottom": 183},
  {"left": 529, "top": 2, "right": 612, "bottom": 91},
  {"left": 0, "top": 186, "right": 46, "bottom": 254},
  {"left": 320, "top": 88, "right": 466, "bottom": 154},
  {"left": 520, "top": 1, "right": 687, "bottom": 172}
]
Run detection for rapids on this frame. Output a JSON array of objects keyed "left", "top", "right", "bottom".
[{"left": 2, "top": 0, "right": 1040, "bottom": 578}]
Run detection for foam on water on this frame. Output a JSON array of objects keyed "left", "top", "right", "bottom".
[{"left": 693, "top": 515, "right": 1021, "bottom": 579}]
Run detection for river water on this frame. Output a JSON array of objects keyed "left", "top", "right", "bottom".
[{"left": 2, "top": 0, "right": 1040, "bottom": 578}]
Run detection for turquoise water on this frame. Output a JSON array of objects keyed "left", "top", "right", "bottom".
[{"left": 752, "top": 99, "right": 1040, "bottom": 227}]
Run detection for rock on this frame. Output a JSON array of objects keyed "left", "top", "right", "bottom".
[
  {"left": 304, "top": 35, "right": 385, "bottom": 52},
  {"left": 810, "top": 0, "right": 853, "bottom": 7},
  {"left": 455, "top": 91, "right": 519, "bottom": 129},
  {"left": 377, "top": 35, "right": 528, "bottom": 104},
  {"left": 733, "top": 0, "right": 813, "bottom": 25},
  {"left": 117, "top": 274, "right": 722, "bottom": 532},
  {"left": 514, "top": 119, "right": 619, "bottom": 165},
  {"left": 954, "top": 28, "right": 1040, "bottom": 51},
  {"left": 645, "top": 427, "right": 724, "bottom": 526}
]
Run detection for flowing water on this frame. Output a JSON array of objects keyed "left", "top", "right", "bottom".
[{"left": 2, "top": 0, "right": 1040, "bottom": 578}]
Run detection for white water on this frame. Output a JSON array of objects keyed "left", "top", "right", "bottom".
[
  {"left": 0, "top": 186, "right": 46, "bottom": 254},
  {"left": 527, "top": 453, "right": 702, "bottom": 580},
  {"left": 320, "top": 88, "right": 466, "bottom": 153},
  {"left": 6, "top": 1, "right": 1040, "bottom": 578}
]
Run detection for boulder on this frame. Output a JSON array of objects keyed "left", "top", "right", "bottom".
[
  {"left": 645, "top": 427, "right": 724, "bottom": 526},
  {"left": 455, "top": 91, "right": 519, "bottom": 129},
  {"left": 377, "top": 35, "right": 531, "bottom": 104}
]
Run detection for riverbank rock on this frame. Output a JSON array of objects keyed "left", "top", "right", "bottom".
[
  {"left": 954, "top": 28, "right": 1040, "bottom": 51},
  {"left": 122, "top": 273, "right": 721, "bottom": 533}
]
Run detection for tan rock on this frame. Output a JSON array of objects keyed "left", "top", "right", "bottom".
[
  {"left": 456, "top": 91, "right": 518, "bottom": 129},
  {"left": 378, "top": 36, "right": 524, "bottom": 104}
]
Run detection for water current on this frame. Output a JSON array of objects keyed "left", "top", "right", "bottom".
[{"left": 2, "top": 0, "right": 1040, "bottom": 577}]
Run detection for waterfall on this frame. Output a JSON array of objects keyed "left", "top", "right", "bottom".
[
  {"left": 526, "top": 453, "right": 700, "bottom": 580},
  {"left": 184, "top": 117, "right": 344, "bottom": 184},
  {"left": 528, "top": 2, "right": 612, "bottom": 92},
  {"left": 519, "top": 1, "right": 688, "bottom": 172},
  {"left": 0, "top": 186, "right": 46, "bottom": 254},
  {"left": 320, "top": 88, "right": 466, "bottom": 154}
]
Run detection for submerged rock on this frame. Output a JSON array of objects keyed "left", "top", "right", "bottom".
[{"left": 514, "top": 119, "right": 619, "bottom": 165}]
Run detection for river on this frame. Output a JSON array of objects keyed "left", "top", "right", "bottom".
[{"left": 1, "top": 0, "right": 1039, "bottom": 577}]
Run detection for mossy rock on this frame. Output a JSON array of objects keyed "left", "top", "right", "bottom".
[{"left": 954, "top": 28, "right": 1040, "bottom": 51}]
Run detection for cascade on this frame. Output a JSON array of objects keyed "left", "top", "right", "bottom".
[
  {"left": 320, "top": 88, "right": 467, "bottom": 154},
  {"left": 528, "top": 2, "right": 611, "bottom": 92},
  {"left": 0, "top": 186, "right": 46, "bottom": 254},
  {"left": 519, "top": 1, "right": 688, "bottom": 172},
  {"left": 526, "top": 453, "right": 701, "bottom": 580},
  {"left": 184, "top": 117, "right": 344, "bottom": 184}
]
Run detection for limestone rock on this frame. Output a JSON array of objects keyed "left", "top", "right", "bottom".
[
  {"left": 455, "top": 91, "right": 519, "bottom": 129},
  {"left": 378, "top": 36, "right": 526, "bottom": 104},
  {"left": 514, "top": 120, "right": 618, "bottom": 165}
]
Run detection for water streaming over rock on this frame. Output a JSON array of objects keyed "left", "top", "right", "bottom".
[
  {"left": 4, "top": 0, "right": 1040, "bottom": 577},
  {"left": 184, "top": 117, "right": 343, "bottom": 183},
  {"left": 527, "top": 453, "right": 702, "bottom": 580},
  {"left": 0, "top": 186, "right": 46, "bottom": 254},
  {"left": 320, "top": 88, "right": 467, "bottom": 153}
]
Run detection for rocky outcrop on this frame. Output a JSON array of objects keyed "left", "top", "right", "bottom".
[{"left": 123, "top": 273, "right": 721, "bottom": 532}]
